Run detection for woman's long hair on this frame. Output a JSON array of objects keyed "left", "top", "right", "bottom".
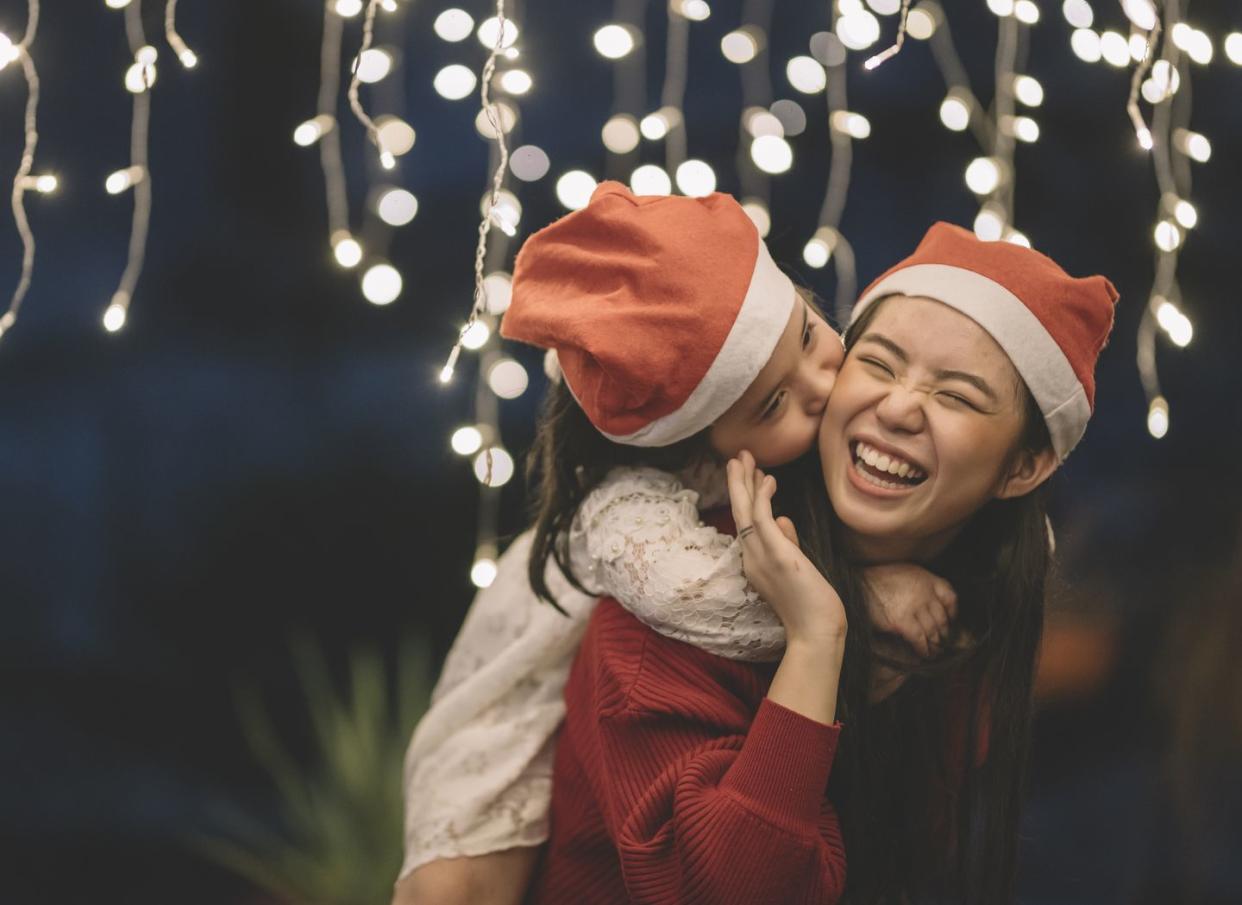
[{"left": 776, "top": 298, "right": 1055, "bottom": 904}]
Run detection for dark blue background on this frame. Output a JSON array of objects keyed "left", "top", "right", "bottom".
[{"left": 1, "top": 1, "right": 1239, "bottom": 901}]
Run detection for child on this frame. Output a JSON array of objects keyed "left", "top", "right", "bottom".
[{"left": 395, "top": 184, "right": 957, "bottom": 904}]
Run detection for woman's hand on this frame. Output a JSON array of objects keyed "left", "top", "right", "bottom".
[
  {"left": 862, "top": 563, "right": 958, "bottom": 659},
  {"left": 727, "top": 451, "right": 847, "bottom": 646}
]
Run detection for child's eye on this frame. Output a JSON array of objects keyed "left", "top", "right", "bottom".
[
  {"left": 802, "top": 321, "right": 817, "bottom": 349},
  {"left": 761, "top": 390, "right": 787, "bottom": 420}
]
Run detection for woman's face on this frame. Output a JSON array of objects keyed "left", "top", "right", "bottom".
[{"left": 819, "top": 294, "right": 1057, "bottom": 561}]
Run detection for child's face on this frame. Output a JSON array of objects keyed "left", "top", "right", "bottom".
[{"left": 709, "top": 295, "right": 843, "bottom": 467}]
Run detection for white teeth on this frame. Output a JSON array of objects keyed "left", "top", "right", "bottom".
[{"left": 854, "top": 441, "right": 923, "bottom": 480}]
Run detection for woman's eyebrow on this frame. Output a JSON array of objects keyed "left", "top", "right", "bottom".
[{"left": 858, "top": 332, "right": 1000, "bottom": 402}]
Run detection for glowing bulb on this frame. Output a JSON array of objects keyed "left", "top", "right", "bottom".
[
  {"left": 510, "top": 144, "right": 551, "bottom": 182},
  {"left": 832, "top": 111, "right": 871, "bottom": 139},
  {"left": 965, "top": 157, "right": 1002, "bottom": 195},
  {"left": 377, "top": 188, "right": 418, "bottom": 226},
  {"left": 354, "top": 48, "right": 393, "bottom": 83},
  {"left": 376, "top": 117, "right": 416, "bottom": 156},
  {"left": 474, "top": 103, "right": 518, "bottom": 139},
  {"left": 32, "top": 174, "right": 58, "bottom": 193},
  {"left": 103, "top": 298, "right": 128, "bottom": 332},
  {"left": 483, "top": 189, "right": 522, "bottom": 235},
  {"left": 1174, "top": 129, "right": 1211, "bottom": 162},
  {"left": 675, "top": 160, "right": 716, "bottom": 197},
  {"left": 906, "top": 7, "right": 937, "bottom": 40},
  {"left": 676, "top": 0, "right": 712, "bottom": 22},
  {"left": 1014, "top": 0, "right": 1040, "bottom": 25},
  {"left": 556, "top": 170, "right": 597, "bottom": 210},
  {"left": 1006, "top": 230, "right": 1031, "bottom": 248},
  {"left": 745, "top": 109, "right": 785, "bottom": 138},
  {"left": 1153, "top": 220, "right": 1182, "bottom": 252},
  {"left": 742, "top": 199, "right": 771, "bottom": 238},
  {"left": 1013, "top": 75, "right": 1044, "bottom": 106},
  {"left": 640, "top": 110, "right": 673, "bottom": 141},
  {"left": 1173, "top": 199, "right": 1198, "bottom": 229},
  {"left": 1135, "top": 128, "right": 1153, "bottom": 151},
  {"left": 802, "top": 228, "right": 838, "bottom": 269},
  {"left": 1185, "top": 29, "right": 1213, "bottom": 66},
  {"left": 974, "top": 206, "right": 1005, "bottom": 241},
  {"left": 837, "top": 9, "right": 881, "bottom": 50},
  {"left": 750, "top": 135, "right": 793, "bottom": 174},
  {"left": 434, "top": 9, "right": 474, "bottom": 42},
  {"left": 332, "top": 233, "right": 363, "bottom": 268},
  {"left": 473, "top": 447, "right": 515, "bottom": 487},
  {"left": 471, "top": 557, "right": 499, "bottom": 589},
  {"left": 461, "top": 319, "right": 491, "bottom": 350},
  {"left": 939, "top": 94, "right": 971, "bottom": 131},
  {"left": 594, "top": 24, "right": 635, "bottom": 59},
  {"left": 105, "top": 0, "right": 133, "bottom": 8},
  {"left": 786, "top": 56, "right": 827, "bottom": 93},
  {"left": 0, "top": 33, "right": 15, "bottom": 70},
  {"left": 867, "top": 0, "right": 902, "bottom": 13},
  {"left": 1226, "top": 32, "right": 1242, "bottom": 65},
  {"left": 721, "top": 29, "right": 759, "bottom": 64},
  {"left": 293, "top": 114, "right": 334, "bottom": 147},
  {"left": 487, "top": 359, "right": 529, "bottom": 399},
  {"left": 1070, "top": 28, "right": 1102, "bottom": 62},
  {"left": 434, "top": 64, "right": 477, "bottom": 100},
  {"left": 125, "top": 61, "right": 156, "bottom": 93},
  {"left": 770, "top": 99, "right": 807, "bottom": 137},
  {"left": 482, "top": 273, "right": 513, "bottom": 314},
  {"left": 987, "top": 0, "right": 1015, "bottom": 16},
  {"left": 136, "top": 45, "right": 158, "bottom": 66},
  {"left": 602, "top": 115, "right": 641, "bottom": 154},
  {"left": 361, "top": 263, "right": 403, "bottom": 305},
  {"left": 477, "top": 17, "right": 519, "bottom": 50},
  {"left": 630, "top": 164, "right": 672, "bottom": 196},
  {"left": 1061, "top": 0, "right": 1093, "bottom": 29},
  {"left": 105, "top": 166, "right": 144, "bottom": 195},
  {"left": 1010, "top": 115, "right": 1040, "bottom": 142},
  {"left": 334, "top": 0, "right": 363, "bottom": 16},
  {"left": 1100, "top": 31, "right": 1130, "bottom": 67},
  {"left": 499, "top": 69, "right": 531, "bottom": 95},
  {"left": 451, "top": 426, "right": 484, "bottom": 455},
  {"left": 1147, "top": 396, "right": 1168, "bottom": 438}
]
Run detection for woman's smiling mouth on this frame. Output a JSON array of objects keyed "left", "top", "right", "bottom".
[{"left": 848, "top": 439, "right": 929, "bottom": 494}]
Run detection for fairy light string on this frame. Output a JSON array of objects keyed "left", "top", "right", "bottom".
[{"left": 0, "top": 0, "right": 46, "bottom": 343}]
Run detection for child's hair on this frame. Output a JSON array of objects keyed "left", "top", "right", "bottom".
[
  {"left": 524, "top": 380, "right": 713, "bottom": 612},
  {"left": 776, "top": 294, "right": 1055, "bottom": 904},
  {"left": 523, "top": 283, "right": 826, "bottom": 613}
]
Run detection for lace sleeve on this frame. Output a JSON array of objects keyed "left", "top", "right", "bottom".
[{"left": 568, "top": 467, "right": 786, "bottom": 662}]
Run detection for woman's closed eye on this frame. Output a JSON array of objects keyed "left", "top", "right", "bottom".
[{"left": 859, "top": 356, "right": 894, "bottom": 377}]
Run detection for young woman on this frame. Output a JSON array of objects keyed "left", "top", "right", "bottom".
[{"left": 526, "top": 222, "right": 1117, "bottom": 904}]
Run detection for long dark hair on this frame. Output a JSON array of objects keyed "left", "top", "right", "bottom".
[
  {"left": 775, "top": 297, "right": 1054, "bottom": 904},
  {"left": 524, "top": 379, "right": 713, "bottom": 612}
]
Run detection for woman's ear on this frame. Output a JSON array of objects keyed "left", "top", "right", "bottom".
[{"left": 996, "top": 445, "right": 1059, "bottom": 500}]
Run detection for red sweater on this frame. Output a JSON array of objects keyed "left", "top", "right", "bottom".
[{"left": 528, "top": 597, "right": 847, "bottom": 905}]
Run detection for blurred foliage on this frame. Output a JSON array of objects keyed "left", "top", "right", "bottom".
[{"left": 193, "top": 636, "right": 431, "bottom": 905}]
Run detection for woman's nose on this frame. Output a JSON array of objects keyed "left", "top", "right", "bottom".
[{"left": 875, "top": 385, "right": 925, "bottom": 433}]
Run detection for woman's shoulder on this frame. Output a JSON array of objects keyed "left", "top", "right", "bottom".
[{"left": 579, "top": 598, "right": 772, "bottom": 723}]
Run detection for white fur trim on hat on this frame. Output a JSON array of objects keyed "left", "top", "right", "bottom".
[
  {"left": 852, "top": 263, "right": 1091, "bottom": 460},
  {"left": 601, "top": 240, "right": 797, "bottom": 447}
]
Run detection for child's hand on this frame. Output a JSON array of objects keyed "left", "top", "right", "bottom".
[
  {"left": 727, "top": 451, "right": 847, "bottom": 646},
  {"left": 862, "top": 563, "right": 957, "bottom": 659}
]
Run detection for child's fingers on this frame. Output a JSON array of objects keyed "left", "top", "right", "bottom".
[
  {"left": 914, "top": 609, "right": 943, "bottom": 655},
  {"left": 775, "top": 515, "right": 799, "bottom": 546},
  {"left": 933, "top": 579, "right": 958, "bottom": 617}
]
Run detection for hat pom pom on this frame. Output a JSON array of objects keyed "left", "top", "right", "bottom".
[{"left": 543, "top": 348, "right": 563, "bottom": 384}]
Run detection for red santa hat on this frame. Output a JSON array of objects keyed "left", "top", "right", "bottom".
[
  {"left": 500, "top": 181, "right": 797, "bottom": 446},
  {"left": 851, "top": 222, "right": 1118, "bottom": 460}
]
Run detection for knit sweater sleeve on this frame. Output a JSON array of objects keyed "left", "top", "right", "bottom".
[{"left": 581, "top": 605, "right": 847, "bottom": 904}]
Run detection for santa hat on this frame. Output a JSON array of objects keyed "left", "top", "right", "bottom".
[
  {"left": 851, "top": 222, "right": 1117, "bottom": 460},
  {"left": 500, "top": 181, "right": 796, "bottom": 446}
]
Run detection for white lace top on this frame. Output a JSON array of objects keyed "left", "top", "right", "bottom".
[{"left": 399, "top": 464, "right": 785, "bottom": 880}]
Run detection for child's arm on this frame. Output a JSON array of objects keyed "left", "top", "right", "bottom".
[
  {"left": 569, "top": 466, "right": 785, "bottom": 661},
  {"left": 862, "top": 563, "right": 958, "bottom": 658},
  {"left": 392, "top": 849, "right": 537, "bottom": 905}
]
